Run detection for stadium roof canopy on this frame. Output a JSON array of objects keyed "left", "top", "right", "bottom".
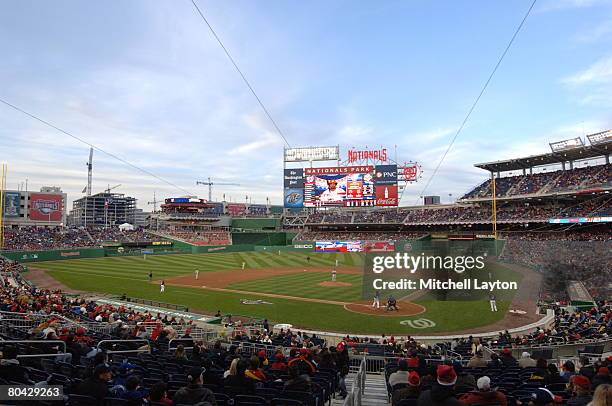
[{"left": 474, "top": 139, "right": 611, "bottom": 173}]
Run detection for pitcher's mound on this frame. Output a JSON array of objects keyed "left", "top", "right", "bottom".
[
  {"left": 318, "top": 281, "right": 353, "bottom": 287},
  {"left": 345, "top": 300, "right": 426, "bottom": 317}
]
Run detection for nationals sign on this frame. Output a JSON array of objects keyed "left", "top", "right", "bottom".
[
  {"left": 29, "top": 193, "right": 63, "bottom": 221},
  {"left": 347, "top": 148, "right": 388, "bottom": 163}
]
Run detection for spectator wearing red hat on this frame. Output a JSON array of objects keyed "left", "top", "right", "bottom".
[
  {"left": 460, "top": 376, "right": 507, "bottom": 406},
  {"left": 592, "top": 367, "right": 610, "bottom": 390},
  {"left": 335, "top": 343, "right": 350, "bottom": 399},
  {"left": 417, "top": 365, "right": 462, "bottom": 406},
  {"left": 257, "top": 350, "right": 269, "bottom": 367},
  {"left": 392, "top": 371, "right": 421, "bottom": 406},
  {"left": 270, "top": 353, "right": 288, "bottom": 372},
  {"left": 568, "top": 375, "right": 592, "bottom": 406},
  {"left": 500, "top": 348, "right": 517, "bottom": 367}
]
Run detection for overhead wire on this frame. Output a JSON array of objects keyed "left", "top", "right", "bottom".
[
  {"left": 413, "top": 0, "right": 537, "bottom": 204},
  {"left": 190, "top": 0, "right": 291, "bottom": 148},
  {"left": 0, "top": 98, "right": 195, "bottom": 196}
]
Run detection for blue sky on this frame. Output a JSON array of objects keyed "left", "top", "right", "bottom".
[{"left": 1, "top": 0, "right": 611, "bottom": 208}]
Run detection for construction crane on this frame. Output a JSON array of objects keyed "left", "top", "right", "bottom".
[
  {"left": 104, "top": 184, "right": 121, "bottom": 194},
  {"left": 196, "top": 177, "right": 240, "bottom": 201}
]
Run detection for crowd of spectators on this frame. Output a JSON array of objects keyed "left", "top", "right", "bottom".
[
  {"left": 2, "top": 227, "right": 153, "bottom": 251},
  {"left": 0, "top": 242, "right": 610, "bottom": 405},
  {"left": 295, "top": 231, "right": 426, "bottom": 241},
  {"left": 301, "top": 196, "right": 610, "bottom": 226},
  {"left": 162, "top": 230, "right": 232, "bottom": 246},
  {"left": 461, "top": 163, "right": 611, "bottom": 200},
  {"left": 501, "top": 237, "right": 611, "bottom": 300},
  {"left": 2, "top": 227, "right": 95, "bottom": 251}
]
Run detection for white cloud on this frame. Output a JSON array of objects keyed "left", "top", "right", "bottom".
[
  {"left": 538, "top": 0, "right": 607, "bottom": 12},
  {"left": 563, "top": 56, "right": 612, "bottom": 84}
]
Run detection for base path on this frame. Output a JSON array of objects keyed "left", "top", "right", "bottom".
[{"left": 25, "top": 267, "right": 84, "bottom": 294}]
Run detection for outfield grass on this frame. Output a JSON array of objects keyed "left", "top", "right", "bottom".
[{"left": 33, "top": 251, "right": 519, "bottom": 334}]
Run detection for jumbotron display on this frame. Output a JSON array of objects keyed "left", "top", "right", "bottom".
[{"left": 284, "top": 164, "right": 399, "bottom": 207}]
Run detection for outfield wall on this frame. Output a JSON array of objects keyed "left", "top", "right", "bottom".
[
  {"left": 230, "top": 218, "right": 281, "bottom": 230},
  {"left": 231, "top": 231, "right": 290, "bottom": 246},
  {"left": 1, "top": 248, "right": 105, "bottom": 262}
]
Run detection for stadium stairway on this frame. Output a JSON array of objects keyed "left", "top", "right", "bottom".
[{"left": 332, "top": 373, "right": 390, "bottom": 406}]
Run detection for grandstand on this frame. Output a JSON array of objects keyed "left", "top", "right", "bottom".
[{"left": 0, "top": 140, "right": 609, "bottom": 406}]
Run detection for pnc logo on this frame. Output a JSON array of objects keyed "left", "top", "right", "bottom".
[{"left": 375, "top": 171, "right": 396, "bottom": 178}]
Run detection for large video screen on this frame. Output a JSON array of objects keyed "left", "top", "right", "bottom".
[{"left": 304, "top": 166, "right": 375, "bottom": 207}]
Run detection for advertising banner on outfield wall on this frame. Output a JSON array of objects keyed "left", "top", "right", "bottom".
[
  {"left": 29, "top": 193, "right": 63, "bottom": 221},
  {"left": 316, "top": 241, "right": 363, "bottom": 252},
  {"left": 283, "top": 188, "right": 304, "bottom": 208},
  {"left": 364, "top": 241, "right": 395, "bottom": 252},
  {"left": 4, "top": 192, "right": 20, "bottom": 217}
]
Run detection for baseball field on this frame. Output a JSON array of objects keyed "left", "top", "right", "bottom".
[{"left": 30, "top": 251, "right": 539, "bottom": 335}]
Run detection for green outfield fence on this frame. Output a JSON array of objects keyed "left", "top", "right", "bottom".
[
  {"left": 1, "top": 236, "right": 504, "bottom": 264},
  {"left": 230, "top": 218, "right": 281, "bottom": 230},
  {"left": 1, "top": 247, "right": 106, "bottom": 263},
  {"left": 230, "top": 231, "right": 293, "bottom": 246}
]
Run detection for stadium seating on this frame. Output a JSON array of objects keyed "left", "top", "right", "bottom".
[
  {"left": 0, "top": 245, "right": 610, "bottom": 406},
  {"left": 2, "top": 227, "right": 151, "bottom": 251},
  {"left": 461, "top": 163, "right": 611, "bottom": 200}
]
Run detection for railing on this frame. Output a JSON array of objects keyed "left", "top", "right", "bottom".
[
  {"left": 97, "top": 339, "right": 150, "bottom": 355},
  {"left": 0, "top": 311, "right": 85, "bottom": 336},
  {"left": 0, "top": 340, "right": 68, "bottom": 360},
  {"left": 134, "top": 321, "right": 218, "bottom": 342},
  {"left": 343, "top": 356, "right": 366, "bottom": 406},
  {"left": 122, "top": 297, "right": 189, "bottom": 312},
  {"left": 348, "top": 354, "right": 452, "bottom": 375}
]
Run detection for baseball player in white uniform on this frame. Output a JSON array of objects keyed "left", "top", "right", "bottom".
[
  {"left": 372, "top": 290, "right": 381, "bottom": 309},
  {"left": 160, "top": 280, "right": 165, "bottom": 293},
  {"left": 195, "top": 269, "right": 199, "bottom": 279},
  {"left": 489, "top": 293, "right": 498, "bottom": 312}
]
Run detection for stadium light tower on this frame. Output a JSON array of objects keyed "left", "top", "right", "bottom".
[
  {"left": 147, "top": 191, "right": 160, "bottom": 212},
  {"left": 196, "top": 177, "right": 240, "bottom": 201}
]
